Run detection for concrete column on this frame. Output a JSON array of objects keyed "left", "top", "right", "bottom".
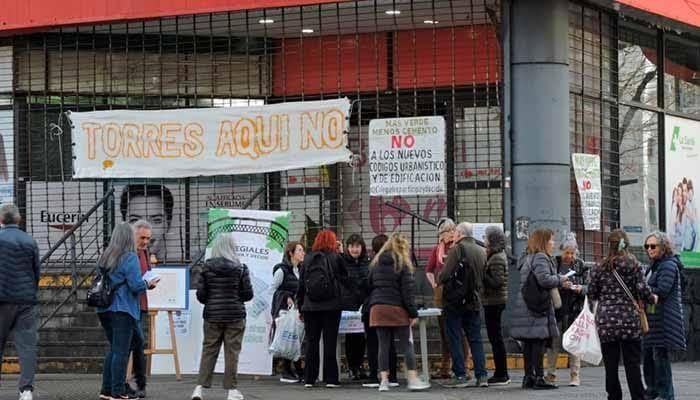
[{"left": 510, "top": 0, "right": 571, "bottom": 257}]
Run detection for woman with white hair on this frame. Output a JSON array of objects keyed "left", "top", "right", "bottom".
[
  {"left": 546, "top": 232, "right": 590, "bottom": 387},
  {"left": 192, "top": 233, "right": 254, "bottom": 400},
  {"left": 642, "top": 231, "right": 686, "bottom": 400}
]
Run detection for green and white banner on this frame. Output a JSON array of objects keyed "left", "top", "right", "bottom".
[
  {"left": 665, "top": 115, "right": 700, "bottom": 267},
  {"left": 201, "top": 208, "right": 290, "bottom": 375}
]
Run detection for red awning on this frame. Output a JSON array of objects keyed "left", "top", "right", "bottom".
[
  {"left": 617, "top": 0, "right": 700, "bottom": 28},
  {"left": 0, "top": 0, "right": 347, "bottom": 35}
]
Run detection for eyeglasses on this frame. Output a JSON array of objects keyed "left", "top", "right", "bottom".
[{"left": 644, "top": 244, "right": 657, "bottom": 250}]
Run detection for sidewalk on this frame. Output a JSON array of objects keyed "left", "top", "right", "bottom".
[{"left": 1, "top": 363, "right": 698, "bottom": 400}]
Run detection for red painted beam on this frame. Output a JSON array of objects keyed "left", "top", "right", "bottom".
[
  {"left": 617, "top": 0, "right": 700, "bottom": 28},
  {"left": 0, "top": 0, "right": 347, "bottom": 35}
]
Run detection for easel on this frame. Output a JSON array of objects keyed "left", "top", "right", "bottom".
[{"left": 127, "top": 309, "right": 182, "bottom": 381}]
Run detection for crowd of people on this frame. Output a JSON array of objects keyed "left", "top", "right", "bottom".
[{"left": 0, "top": 200, "right": 689, "bottom": 400}]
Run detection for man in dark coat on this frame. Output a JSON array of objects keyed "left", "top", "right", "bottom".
[
  {"left": 0, "top": 204, "right": 41, "bottom": 400},
  {"left": 438, "top": 222, "right": 488, "bottom": 388}
]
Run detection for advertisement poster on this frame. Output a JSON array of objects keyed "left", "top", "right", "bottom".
[
  {"left": 0, "top": 109, "right": 13, "bottom": 204},
  {"left": 25, "top": 181, "right": 103, "bottom": 260},
  {"left": 202, "top": 208, "right": 290, "bottom": 375},
  {"left": 70, "top": 99, "right": 352, "bottom": 178},
  {"left": 665, "top": 115, "right": 700, "bottom": 267},
  {"left": 572, "top": 153, "right": 602, "bottom": 231},
  {"left": 113, "top": 181, "right": 185, "bottom": 262},
  {"left": 368, "top": 116, "right": 446, "bottom": 196}
]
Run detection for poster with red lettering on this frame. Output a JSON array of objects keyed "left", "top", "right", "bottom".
[{"left": 368, "top": 116, "right": 446, "bottom": 197}]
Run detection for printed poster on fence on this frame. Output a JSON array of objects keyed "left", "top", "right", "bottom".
[
  {"left": 201, "top": 208, "right": 290, "bottom": 375},
  {"left": 368, "top": 116, "right": 446, "bottom": 196},
  {"left": 70, "top": 99, "right": 352, "bottom": 178},
  {"left": 665, "top": 115, "right": 700, "bottom": 268},
  {"left": 572, "top": 153, "right": 601, "bottom": 231}
]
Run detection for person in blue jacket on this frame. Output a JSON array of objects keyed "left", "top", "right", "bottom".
[
  {"left": 97, "top": 223, "right": 158, "bottom": 400},
  {"left": 643, "top": 231, "right": 687, "bottom": 400}
]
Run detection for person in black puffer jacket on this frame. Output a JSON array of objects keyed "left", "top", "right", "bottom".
[
  {"left": 271, "top": 241, "right": 305, "bottom": 384},
  {"left": 192, "top": 233, "right": 254, "bottom": 400},
  {"left": 341, "top": 233, "right": 370, "bottom": 381},
  {"left": 367, "top": 233, "right": 430, "bottom": 392}
]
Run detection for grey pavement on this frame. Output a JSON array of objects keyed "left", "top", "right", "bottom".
[{"left": 1, "top": 363, "right": 699, "bottom": 400}]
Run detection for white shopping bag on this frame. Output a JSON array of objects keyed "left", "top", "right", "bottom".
[
  {"left": 269, "top": 307, "right": 305, "bottom": 361},
  {"left": 562, "top": 296, "right": 602, "bottom": 365}
]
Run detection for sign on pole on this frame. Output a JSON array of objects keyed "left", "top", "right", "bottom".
[{"left": 368, "top": 116, "right": 446, "bottom": 196}]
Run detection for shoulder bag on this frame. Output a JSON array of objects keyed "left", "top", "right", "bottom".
[{"left": 612, "top": 269, "right": 649, "bottom": 335}]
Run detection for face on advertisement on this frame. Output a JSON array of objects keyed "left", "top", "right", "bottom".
[{"left": 120, "top": 184, "right": 174, "bottom": 260}]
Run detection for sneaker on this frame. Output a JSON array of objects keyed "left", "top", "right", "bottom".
[
  {"left": 378, "top": 380, "right": 390, "bottom": 392},
  {"left": 522, "top": 375, "right": 535, "bottom": 389},
  {"left": 487, "top": 376, "right": 511, "bottom": 386},
  {"left": 111, "top": 394, "right": 138, "bottom": 400},
  {"left": 362, "top": 377, "right": 380, "bottom": 388},
  {"left": 304, "top": 384, "right": 314, "bottom": 388},
  {"left": 407, "top": 377, "right": 431, "bottom": 391},
  {"left": 569, "top": 372, "right": 580, "bottom": 387},
  {"left": 533, "top": 377, "right": 558, "bottom": 390},
  {"left": 389, "top": 381, "right": 400, "bottom": 387},
  {"left": 325, "top": 383, "right": 341, "bottom": 388},
  {"left": 442, "top": 376, "right": 469, "bottom": 388},
  {"left": 135, "top": 388, "right": 147, "bottom": 398},
  {"left": 544, "top": 373, "right": 557, "bottom": 384},
  {"left": 280, "top": 373, "right": 299, "bottom": 384},
  {"left": 227, "top": 389, "right": 244, "bottom": 400},
  {"left": 99, "top": 391, "right": 111, "bottom": 400},
  {"left": 19, "top": 391, "right": 33, "bottom": 400},
  {"left": 191, "top": 385, "right": 203, "bottom": 400},
  {"left": 476, "top": 377, "right": 488, "bottom": 387}
]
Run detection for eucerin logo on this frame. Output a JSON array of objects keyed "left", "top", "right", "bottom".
[
  {"left": 670, "top": 126, "right": 696, "bottom": 152},
  {"left": 40, "top": 210, "right": 85, "bottom": 231}
]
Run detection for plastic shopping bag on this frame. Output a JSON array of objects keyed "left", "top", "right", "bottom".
[
  {"left": 269, "top": 307, "right": 305, "bottom": 361},
  {"left": 562, "top": 296, "right": 602, "bottom": 365}
]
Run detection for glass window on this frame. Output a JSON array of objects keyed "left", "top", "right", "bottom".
[
  {"left": 619, "top": 24, "right": 658, "bottom": 107},
  {"left": 664, "top": 34, "right": 700, "bottom": 115},
  {"left": 618, "top": 105, "right": 658, "bottom": 246}
]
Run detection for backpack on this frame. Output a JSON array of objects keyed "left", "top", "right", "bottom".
[
  {"left": 444, "top": 256, "right": 479, "bottom": 307},
  {"left": 521, "top": 256, "right": 550, "bottom": 316},
  {"left": 304, "top": 252, "right": 339, "bottom": 302},
  {"left": 86, "top": 268, "right": 124, "bottom": 308}
]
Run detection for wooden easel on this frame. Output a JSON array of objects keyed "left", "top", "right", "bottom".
[{"left": 144, "top": 309, "right": 181, "bottom": 380}]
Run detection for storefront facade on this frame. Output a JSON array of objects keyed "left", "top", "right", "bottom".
[{"left": 1, "top": 0, "right": 699, "bottom": 361}]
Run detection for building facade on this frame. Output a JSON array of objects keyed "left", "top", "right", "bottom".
[{"left": 0, "top": 0, "right": 699, "bottom": 363}]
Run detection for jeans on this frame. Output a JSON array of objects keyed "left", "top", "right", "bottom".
[
  {"left": 197, "top": 319, "right": 246, "bottom": 389},
  {"left": 484, "top": 304, "right": 509, "bottom": 378},
  {"left": 363, "top": 317, "right": 397, "bottom": 382},
  {"left": 377, "top": 326, "right": 416, "bottom": 371},
  {"left": 522, "top": 339, "right": 546, "bottom": 378},
  {"left": 0, "top": 304, "right": 37, "bottom": 393},
  {"left": 129, "top": 310, "right": 148, "bottom": 390},
  {"left": 303, "top": 310, "right": 342, "bottom": 385},
  {"left": 344, "top": 332, "right": 366, "bottom": 372},
  {"left": 644, "top": 346, "right": 674, "bottom": 400},
  {"left": 445, "top": 310, "right": 487, "bottom": 379},
  {"left": 601, "top": 339, "right": 644, "bottom": 400},
  {"left": 99, "top": 311, "right": 137, "bottom": 396}
]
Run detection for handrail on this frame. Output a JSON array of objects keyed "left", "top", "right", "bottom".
[{"left": 39, "top": 187, "right": 115, "bottom": 265}]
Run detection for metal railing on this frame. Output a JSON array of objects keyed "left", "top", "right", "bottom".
[{"left": 38, "top": 187, "right": 115, "bottom": 329}]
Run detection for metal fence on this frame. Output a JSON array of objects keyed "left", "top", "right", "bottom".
[{"left": 8, "top": 0, "right": 504, "bottom": 269}]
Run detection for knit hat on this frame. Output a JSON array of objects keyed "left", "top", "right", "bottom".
[{"left": 560, "top": 232, "right": 578, "bottom": 252}]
